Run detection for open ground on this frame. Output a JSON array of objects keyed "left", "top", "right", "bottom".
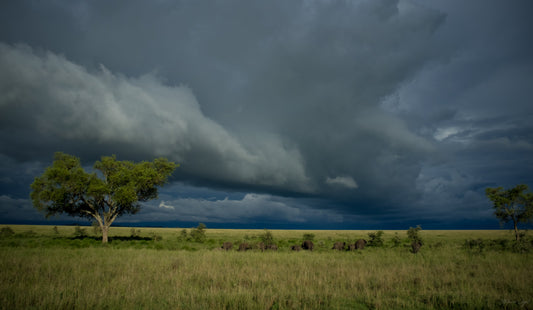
[{"left": 1, "top": 225, "right": 532, "bottom": 309}]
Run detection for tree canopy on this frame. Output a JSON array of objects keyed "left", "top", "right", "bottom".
[
  {"left": 486, "top": 184, "right": 533, "bottom": 241},
  {"left": 30, "top": 152, "right": 178, "bottom": 243}
]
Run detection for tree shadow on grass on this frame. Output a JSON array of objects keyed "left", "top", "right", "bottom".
[{"left": 69, "top": 236, "right": 154, "bottom": 242}]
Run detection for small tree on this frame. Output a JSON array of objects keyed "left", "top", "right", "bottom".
[
  {"left": 30, "top": 152, "right": 178, "bottom": 243},
  {"left": 179, "top": 229, "right": 188, "bottom": 241},
  {"left": 190, "top": 223, "right": 207, "bottom": 243},
  {"left": 486, "top": 184, "right": 533, "bottom": 241},
  {"left": 407, "top": 225, "right": 423, "bottom": 254},
  {"left": 130, "top": 228, "right": 141, "bottom": 238},
  {"left": 261, "top": 229, "right": 275, "bottom": 246},
  {"left": 367, "top": 231, "right": 384, "bottom": 247},
  {"left": 391, "top": 232, "right": 402, "bottom": 247},
  {"left": 303, "top": 233, "right": 315, "bottom": 241},
  {"left": 407, "top": 225, "right": 423, "bottom": 244},
  {"left": 0, "top": 226, "right": 15, "bottom": 238},
  {"left": 73, "top": 225, "right": 87, "bottom": 238}
]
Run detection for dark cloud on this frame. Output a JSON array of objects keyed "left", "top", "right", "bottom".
[
  {"left": 1, "top": 0, "right": 532, "bottom": 228},
  {"left": 0, "top": 43, "right": 311, "bottom": 192}
]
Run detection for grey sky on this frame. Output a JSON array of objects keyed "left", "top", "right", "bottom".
[{"left": 1, "top": 0, "right": 532, "bottom": 229}]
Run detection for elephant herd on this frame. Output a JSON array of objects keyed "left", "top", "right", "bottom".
[
  {"left": 220, "top": 238, "right": 375, "bottom": 252},
  {"left": 289, "top": 240, "right": 314, "bottom": 251},
  {"left": 221, "top": 241, "right": 277, "bottom": 251},
  {"left": 331, "top": 239, "right": 367, "bottom": 251}
]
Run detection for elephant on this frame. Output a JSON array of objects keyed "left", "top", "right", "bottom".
[
  {"left": 238, "top": 242, "right": 252, "bottom": 251},
  {"left": 221, "top": 241, "right": 233, "bottom": 251},
  {"left": 291, "top": 245, "right": 302, "bottom": 251},
  {"left": 355, "top": 239, "right": 367, "bottom": 250},
  {"left": 256, "top": 242, "right": 266, "bottom": 251},
  {"left": 348, "top": 243, "right": 356, "bottom": 251},
  {"left": 411, "top": 241, "right": 422, "bottom": 254},
  {"left": 302, "top": 240, "right": 314, "bottom": 251},
  {"left": 267, "top": 244, "right": 278, "bottom": 251},
  {"left": 332, "top": 241, "right": 346, "bottom": 251}
]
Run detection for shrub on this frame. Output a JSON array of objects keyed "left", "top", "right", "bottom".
[
  {"left": 511, "top": 238, "right": 531, "bottom": 253},
  {"left": 178, "top": 229, "right": 188, "bottom": 241},
  {"left": 512, "top": 231, "right": 531, "bottom": 252},
  {"left": 464, "top": 238, "right": 485, "bottom": 253},
  {"left": 127, "top": 228, "right": 139, "bottom": 238},
  {"left": 463, "top": 237, "right": 532, "bottom": 253},
  {"left": 190, "top": 223, "right": 207, "bottom": 243},
  {"left": 303, "top": 233, "right": 315, "bottom": 241},
  {"left": 367, "top": 231, "right": 384, "bottom": 247},
  {"left": 261, "top": 229, "right": 275, "bottom": 246},
  {"left": 0, "top": 226, "right": 15, "bottom": 238},
  {"left": 407, "top": 225, "right": 423, "bottom": 245},
  {"left": 391, "top": 232, "right": 402, "bottom": 247},
  {"left": 150, "top": 232, "right": 163, "bottom": 242},
  {"left": 20, "top": 230, "right": 37, "bottom": 237},
  {"left": 493, "top": 238, "right": 510, "bottom": 250},
  {"left": 73, "top": 225, "right": 87, "bottom": 238}
]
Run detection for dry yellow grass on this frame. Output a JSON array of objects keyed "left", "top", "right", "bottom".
[{"left": 0, "top": 225, "right": 530, "bottom": 309}]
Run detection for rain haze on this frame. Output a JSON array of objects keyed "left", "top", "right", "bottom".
[{"left": 1, "top": 0, "right": 532, "bottom": 229}]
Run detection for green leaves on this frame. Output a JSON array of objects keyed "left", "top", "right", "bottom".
[
  {"left": 367, "top": 230, "right": 385, "bottom": 247},
  {"left": 486, "top": 185, "right": 533, "bottom": 224},
  {"left": 94, "top": 155, "right": 178, "bottom": 203},
  {"left": 407, "top": 225, "right": 423, "bottom": 244},
  {"left": 30, "top": 152, "right": 90, "bottom": 218},
  {"left": 30, "top": 152, "right": 178, "bottom": 242},
  {"left": 486, "top": 184, "right": 533, "bottom": 241}
]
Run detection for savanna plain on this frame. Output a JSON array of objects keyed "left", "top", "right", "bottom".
[{"left": 0, "top": 225, "right": 532, "bottom": 309}]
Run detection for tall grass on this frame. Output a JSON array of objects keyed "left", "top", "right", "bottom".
[{"left": 0, "top": 225, "right": 532, "bottom": 309}]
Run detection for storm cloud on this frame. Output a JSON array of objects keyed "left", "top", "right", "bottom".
[
  {"left": 0, "top": 43, "right": 312, "bottom": 191},
  {"left": 1, "top": 0, "right": 532, "bottom": 228}
]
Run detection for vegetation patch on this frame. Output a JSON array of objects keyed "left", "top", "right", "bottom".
[{"left": 0, "top": 226, "right": 532, "bottom": 309}]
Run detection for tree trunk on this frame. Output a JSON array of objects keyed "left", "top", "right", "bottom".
[
  {"left": 101, "top": 225, "right": 109, "bottom": 243},
  {"left": 514, "top": 221, "right": 519, "bottom": 241}
]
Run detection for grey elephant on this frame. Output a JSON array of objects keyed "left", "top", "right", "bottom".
[
  {"left": 256, "top": 242, "right": 266, "bottom": 251},
  {"left": 238, "top": 242, "right": 251, "bottom": 251},
  {"left": 411, "top": 241, "right": 422, "bottom": 254},
  {"left": 302, "top": 240, "right": 314, "bottom": 251},
  {"left": 267, "top": 244, "right": 278, "bottom": 251},
  {"left": 332, "top": 241, "right": 346, "bottom": 251},
  {"left": 355, "top": 239, "right": 367, "bottom": 250},
  {"left": 221, "top": 241, "right": 233, "bottom": 251},
  {"left": 291, "top": 245, "right": 302, "bottom": 251}
]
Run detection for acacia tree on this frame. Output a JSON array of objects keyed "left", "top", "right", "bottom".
[
  {"left": 31, "top": 152, "right": 178, "bottom": 243},
  {"left": 486, "top": 184, "right": 533, "bottom": 241}
]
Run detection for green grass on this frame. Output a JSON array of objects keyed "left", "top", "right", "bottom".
[{"left": 0, "top": 225, "right": 532, "bottom": 309}]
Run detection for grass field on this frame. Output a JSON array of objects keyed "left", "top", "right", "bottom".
[{"left": 1, "top": 225, "right": 532, "bottom": 309}]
